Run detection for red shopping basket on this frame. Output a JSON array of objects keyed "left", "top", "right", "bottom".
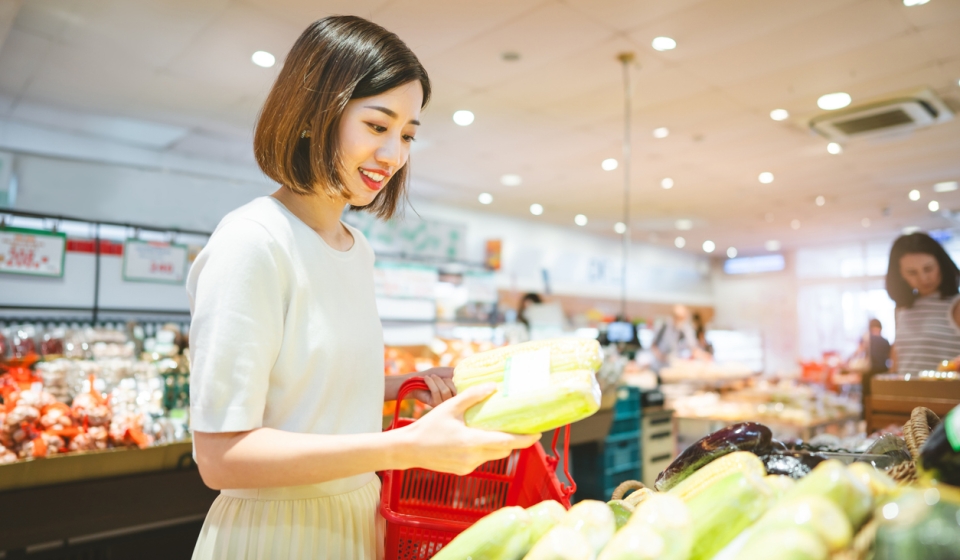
[{"left": 380, "top": 377, "right": 576, "bottom": 560}]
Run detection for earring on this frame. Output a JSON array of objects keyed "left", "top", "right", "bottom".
[{"left": 300, "top": 130, "right": 311, "bottom": 139}]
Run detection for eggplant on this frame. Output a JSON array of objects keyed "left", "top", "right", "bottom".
[
  {"left": 759, "top": 452, "right": 827, "bottom": 479},
  {"left": 654, "top": 422, "right": 773, "bottom": 492}
]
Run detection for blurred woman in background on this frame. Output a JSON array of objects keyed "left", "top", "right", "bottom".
[{"left": 885, "top": 232, "right": 960, "bottom": 373}]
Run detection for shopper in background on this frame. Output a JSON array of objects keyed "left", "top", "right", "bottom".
[
  {"left": 692, "top": 311, "right": 713, "bottom": 354},
  {"left": 651, "top": 304, "right": 699, "bottom": 371},
  {"left": 186, "top": 16, "right": 538, "bottom": 559},
  {"left": 866, "top": 319, "right": 891, "bottom": 374},
  {"left": 885, "top": 232, "right": 960, "bottom": 373},
  {"left": 517, "top": 292, "right": 543, "bottom": 332}
]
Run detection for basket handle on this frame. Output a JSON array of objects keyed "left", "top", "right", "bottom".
[
  {"left": 549, "top": 425, "right": 576, "bottom": 499},
  {"left": 390, "top": 376, "right": 429, "bottom": 430}
]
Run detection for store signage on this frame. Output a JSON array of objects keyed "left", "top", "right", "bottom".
[
  {"left": 0, "top": 227, "right": 67, "bottom": 277},
  {"left": 485, "top": 239, "right": 502, "bottom": 270},
  {"left": 122, "top": 239, "right": 188, "bottom": 284}
]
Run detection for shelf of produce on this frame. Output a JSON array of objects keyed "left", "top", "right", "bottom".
[
  {"left": 866, "top": 373, "right": 960, "bottom": 433},
  {"left": 0, "top": 460, "right": 217, "bottom": 552},
  {"left": 0, "top": 441, "right": 194, "bottom": 492}
]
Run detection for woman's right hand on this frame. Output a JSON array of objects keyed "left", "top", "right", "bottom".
[{"left": 397, "top": 384, "right": 541, "bottom": 475}]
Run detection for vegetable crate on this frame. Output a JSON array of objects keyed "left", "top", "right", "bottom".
[
  {"left": 571, "top": 386, "right": 642, "bottom": 501},
  {"left": 380, "top": 378, "right": 575, "bottom": 560}
]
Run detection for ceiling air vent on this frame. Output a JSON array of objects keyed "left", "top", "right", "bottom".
[{"left": 810, "top": 88, "right": 953, "bottom": 142}]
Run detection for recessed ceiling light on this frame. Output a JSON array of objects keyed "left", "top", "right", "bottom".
[
  {"left": 727, "top": 247, "right": 738, "bottom": 258},
  {"left": 929, "top": 200, "right": 940, "bottom": 212},
  {"left": 934, "top": 181, "right": 958, "bottom": 193},
  {"left": 702, "top": 240, "right": 716, "bottom": 253},
  {"left": 827, "top": 142, "right": 843, "bottom": 155},
  {"left": 652, "top": 37, "right": 677, "bottom": 51},
  {"left": 653, "top": 127, "right": 670, "bottom": 139},
  {"left": 614, "top": 222, "right": 627, "bottom": 234},
  {"left": 574, "top": 214, "right": 588, "bottom": 226},
  {"left": 675, "top": 219, "right": 693, "bottom": 230},
  {"left": 601, "top": 158, "right": 618, "bottom": 171},
  {"left": 770, "top": 109, "right": 789, "bottom": 121},
  {"left": 530, "top": 203, "right": 543, "bottom": 216},
  {"left": 815, "top": 195, "right": 826, "bottom": 206},
  {"left": 251, "top": 51, "right": 276, "bottom": 68},
  {"left": 903, "top": 0, "right": 930, "bottom": 5},
  {"left": 903, "top": 226, "right": 921, "bottom": 234},
  {"left": 759, "top": 172, "right": 774, "bottom": 184},
  {"left": 909, "top": 189, "right": 921, "bottom": 201},
  {"left": 453, "top": 110, "right": 475, "bottom": 126},
  {"left": 661, "top": 177, "right": 674, "bottom": 189},
  {"left": 478, "top": 193, "right": 493, "bottom": 205},
  {"left": 791, "top": 219, "right": 801, "bottom": 230},
  {"left": 675, "top": 236, "right": 686, "bottom": 248},
  {"left": 765, "top": 240, "right": 782, "bottom": 251},
  {"left": 817, "top": 92, "right": 852, "bottom": 111},
  {"left": 500, "top": 174, "right": 522, "bottom": 186}
]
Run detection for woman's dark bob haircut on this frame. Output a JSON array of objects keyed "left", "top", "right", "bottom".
[
  {"left": 885, "top": 232, "right": 960, "bottom": 308},
  {"left": 254, "top": 16, "right": 430, "bottom": 220}
]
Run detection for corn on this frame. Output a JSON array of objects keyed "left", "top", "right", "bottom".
[
  {"left": 454, "top": 339, "right": 602, "bottom": 391},
  {"left": 597, "top": 493, "right": 693, "bottom": 560},
  {"left": 733, "top": 527, "right": 828, "bottom": 560},
  {"left": 687, "top": 471, "right": 775, "bottom": 560},
  {"left": 750, "top": 495, "right": 852, "bottom": 552},
  {"left": 433, "top": 506, "right": 531, "bottom": 560},
  {"left": 463, "top": 369, "right": 601, "bottom": 434},
  {"left": 780, "top": 460, "right": 873, "bottom": 528},
  {"left": 668, "top": 451, "right": 766, "bottom": 503}
]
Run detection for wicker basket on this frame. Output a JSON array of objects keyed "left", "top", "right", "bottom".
[{"left": 832, "top": 406, "right": 941, "bottom": 560}]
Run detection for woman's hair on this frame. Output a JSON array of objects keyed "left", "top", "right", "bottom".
[
  {"left": 254, "top": 16, "right": 431, "bottom": 220},
  {"left": 885, "top": 232, "right": 960, "bottom": 307}
]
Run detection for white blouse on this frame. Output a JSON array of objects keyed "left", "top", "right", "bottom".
[{"left": 187, "top": 196, "right": 384, "bottom": 447}]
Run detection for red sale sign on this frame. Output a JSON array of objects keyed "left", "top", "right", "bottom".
[{"left": 0, "top": 227, "right": 67, "bottom": 277}]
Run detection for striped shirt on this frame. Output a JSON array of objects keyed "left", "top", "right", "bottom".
[{"left": 895, "top": 294, "right": 960, "bottom": 373}]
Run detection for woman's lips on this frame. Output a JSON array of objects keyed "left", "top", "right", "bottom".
[{"left": 359, "top": 168, "right": 387, "bottom": 191}]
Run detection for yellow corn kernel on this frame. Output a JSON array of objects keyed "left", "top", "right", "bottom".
[{"left": 668, "top": 451, "right": 766, "bottom": 503}]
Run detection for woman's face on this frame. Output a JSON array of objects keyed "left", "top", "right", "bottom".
[
  {"left": 899, "top": 252, "right": 942, "bottom": 296},
  {"left": 337, "top": 81, "right": 423, "bottom": 207}
]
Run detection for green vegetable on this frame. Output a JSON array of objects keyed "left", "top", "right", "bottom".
[
  {"left": 434, "top": 506, "right": 531, "bottom": 560},
  {"left": 687, "top": 471, "right": 773, "bottom": 560},
  {"left": 523, "top": 526, "right": 594, "bottom": 560},
  {"left": 598, "top": 494, "right": 692, "bottom": 560},
  {"left": 559, "top": 500, "right": 616, "bottom": 555},
  {"left": 733, "top": 527, "right": 827, "bottom": 560},
  {"left": 780, "top": 460, "right": 873, "bottom": 528},
  {"left": 606, "top": 500, "right": 634, "bottom": 531},
  {"left": 526, "top": 501, "right": 567, "bottom": 548},
  {"left": 874, "top": 485, "right": 960, "bottom": 560},
  {"left": 463, "top": 369, "right": 601, "bottom": 434},
  {"left": 751, "top": 495, "right": 852, "bottom": 552}
]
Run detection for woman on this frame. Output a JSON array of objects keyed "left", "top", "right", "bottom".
[
  {"left": 885, "top": 232, "right": 960, "bottom": 373},
  {"left": 187, "top": 16, "right": 539, "bottom": 559}
]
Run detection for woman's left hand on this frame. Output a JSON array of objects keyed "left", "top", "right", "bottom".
[{"left": 410, "top": 368, "right": 457, "bottom": 407}]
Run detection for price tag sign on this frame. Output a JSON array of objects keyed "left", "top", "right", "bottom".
[
  {"left": 503, "top": 348, "right": 551, "bottom": 397},
  {"left": 0, "top": 227, "right": 67, "bottom": 277},
  {"left": 123, "top": 239, "right": 188, "bottom": 284}
]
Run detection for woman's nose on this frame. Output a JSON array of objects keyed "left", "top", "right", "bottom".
[{"left": 376, "top": 135, "right": 403, "bottom": 168}]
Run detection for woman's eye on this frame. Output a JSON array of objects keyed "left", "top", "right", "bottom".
[
  {"left": 367, "top": 123, "right": 387, "bottom": 133},
  {"left": 403, "top": 135, "right": 416, "bottom": 143}
]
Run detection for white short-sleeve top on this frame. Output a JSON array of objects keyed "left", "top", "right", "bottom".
[{"left": 187, "top": 197, "right": 384, "bottom": 441}]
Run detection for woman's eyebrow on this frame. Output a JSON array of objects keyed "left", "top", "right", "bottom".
[{"left": 364, "top": 105, "right": 420, "bottom": 126}]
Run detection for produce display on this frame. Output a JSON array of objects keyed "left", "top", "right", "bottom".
[
  {"left": 425, "top": 404, "right": 960, "bottom": 560},
  {"left": 453, "top": 338, "right": 603, "bottom": 434},
  {"left": 0, "top": 324, "right": 190, "bottom": 464}
]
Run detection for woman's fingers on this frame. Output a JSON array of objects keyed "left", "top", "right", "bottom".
[{"left": 423, "top": 375, "right": 442, "bottom": 406}]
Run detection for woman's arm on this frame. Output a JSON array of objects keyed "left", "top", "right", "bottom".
[{"left": 195, "top": 384, "right": 540, "bottom": 489}]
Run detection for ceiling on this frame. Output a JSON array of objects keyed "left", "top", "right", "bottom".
[{"left": 1, "top": 0, "right": 959, "bottom": 256}]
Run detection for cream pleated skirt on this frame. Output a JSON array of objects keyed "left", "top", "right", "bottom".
[{"left": 192, "top": 474, "right": 383, "bottom": 560}]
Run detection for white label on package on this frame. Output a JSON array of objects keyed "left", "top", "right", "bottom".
[{"left": 504, "top": 348, "right": 551, "bottom": 397}]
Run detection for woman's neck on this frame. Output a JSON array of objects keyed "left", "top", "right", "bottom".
[{"left": 271, "top": 187, "right": 354, "bottom": 251}]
